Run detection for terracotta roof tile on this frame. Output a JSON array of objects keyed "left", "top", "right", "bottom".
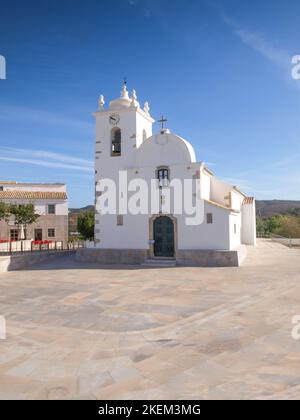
[
  {"left": 243, "top": 197, "right": 255, "bottom": 205},
  {"left": 0, "top": 181, "right": 17, "bottom": 184},
  {"left": 0, "top": 191, "right": 67, "bottom": 200}
]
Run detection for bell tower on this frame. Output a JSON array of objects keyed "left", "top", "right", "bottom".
[{"left": 93, "top": 82, "right": 155, "bottom": 182}]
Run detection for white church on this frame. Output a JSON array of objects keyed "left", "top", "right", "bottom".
[{"left": 79, "top": 83, "right": 256, "bottom": 267}]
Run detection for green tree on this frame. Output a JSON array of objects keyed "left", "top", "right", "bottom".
[
  {"left": 0, "top": 202, "right": 10, "bottom": 222},
  {"left": 256, "top": 215, "right": 289, "bottom": 236},
  {"left": 256, "top": 217, "right": 267, "bottom": 236},
  {"left": 274, "top": 216, "right": 300, "bottom": 238},
  {"left": 265, "top": 215, "right": 282, "bottom": 233},
  {"left": 9, "top": 204, "right": 40, "bottom": 239},
  {"left": 77, "top": 211, "right": 95, "bottom": 240}
]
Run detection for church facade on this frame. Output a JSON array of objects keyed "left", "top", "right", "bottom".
[{"left": 78, "top": 83, "right": 256, "bottom": 267}]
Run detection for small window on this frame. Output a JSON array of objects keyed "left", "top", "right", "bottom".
[
  {"left": 34, "top": 229, "right": 43, "bottom": 241},
  {"left": 48, "top": 204, "right": 56, "bottom": 215},
  {"left": 111, "top": 128, "right": 121, "bottom": 156},
  {"left": 234, "top": 224, "right": 237, "bottom": 234},
  {"left": 206, "top": 213, "right": 213, "bottom": 224},
  {"left": 10, "top": 229, "right": 19, "bottom": 241},
  {"left": 0, "top": 186, "right": 3, "bottom": 191},
  {"left": 143, "top": 129, "right": 147, "bottom": 142},
  {"left": 117, "top": 215, "right": 124, "bottom": 226},
  {"left": 157, "top": 168, "right": 169, "bottom": 180},
  {"left": 48, "top": 228, "right": 55, "bottom": 238},
  {"left": 157, "top": 167, "right": 169, "bottom": 187}
]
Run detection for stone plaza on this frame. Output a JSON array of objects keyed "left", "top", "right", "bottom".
[{"left": 0, "top": 239, "right": 300, "bottom": 400}]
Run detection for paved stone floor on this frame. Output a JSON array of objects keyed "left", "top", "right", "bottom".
[{"left": 0, "top": 239, "right": 300, "bottom": 400}]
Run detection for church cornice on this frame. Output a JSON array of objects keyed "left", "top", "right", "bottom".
[
  {"left": 205, "top": 199, "right": 240, "bottom": 214},
  {"left": 203, "top": 167, "right": 214, "bottom": 177},
  {"left": 233, "top": 186, "right": 247, "bottom": 198},
  {"left": 93, "top": 107, "right": 155, "bottom": 124}
]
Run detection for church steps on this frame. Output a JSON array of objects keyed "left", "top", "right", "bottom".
[{"left": 141, "top": 259, "right": 177, "bottom": 268}]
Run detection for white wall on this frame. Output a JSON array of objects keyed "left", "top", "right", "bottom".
[
  {"left": 178, "top": 202, "right": 231, "bottom": 250},
  {"left": 242, "top": 202, "right": 257, "bottom": 246},
  {"left": 230, "top": 191, "right": 243, "bottom": 211},
  {"left": 35, "top": 201, "right": 68, "bottom": 216},
  {"left": 96, "top": 199, "right": 232, "bottom": 251},
  {"left": 200, "top": 171, "right": 211, "bottom": 200},
  {"left": 229, "top": 212, "right": 242, "bottom": 250},
  {"left": 210, "top": 177, "right": 232, "bottom": 207},
  {"left": 0, "top": 199, "right": 68, "bottom": 216}
]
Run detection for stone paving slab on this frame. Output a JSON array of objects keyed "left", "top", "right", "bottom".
[{"left": 0, "top": 239, "right": 300, "bottom": 399}]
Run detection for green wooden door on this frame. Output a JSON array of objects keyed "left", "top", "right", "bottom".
[{"left": 154, "top": 217, "right": 175, "bottom": 258}]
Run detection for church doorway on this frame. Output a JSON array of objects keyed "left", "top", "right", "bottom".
[{"left": 153, "top": 216, "right": 175, "bottom": 258}]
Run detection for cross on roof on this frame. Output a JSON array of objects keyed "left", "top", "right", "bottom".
[
  {"left": 158, "top": 115, "right": 168, "bottom": 130},
  {"left": 123, "top": 77, "right": 127, "bottom": 86}
]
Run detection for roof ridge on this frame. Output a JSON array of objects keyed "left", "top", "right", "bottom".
[{"left": 0, "top": 191, "right": 68, "bottom": 200}]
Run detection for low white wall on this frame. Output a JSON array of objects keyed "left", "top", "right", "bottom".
[
  {"left": 272, "top": 238, "right": 300, "bottom": 247},
  {"left": 0, "top": 240, "right": 32, "bottom": 252},
  {"left": 0, "top": 250, "right": 75, "bottom": 272},
  {"left": 0, "top": 241, "right": 63, "bottom": 253}
]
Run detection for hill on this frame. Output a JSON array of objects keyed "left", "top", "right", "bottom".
[
  {"left": 69, "top": 205, "right": 94, "bottom": 214},
  {"left": 256, "top": 200, "right": 300, "bottom": 217}
]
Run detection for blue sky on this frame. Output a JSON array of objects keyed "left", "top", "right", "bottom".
[{"left": 1, "top": 0, "right": 300, "bottom": 207}]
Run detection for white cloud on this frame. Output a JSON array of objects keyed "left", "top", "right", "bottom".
[
  {"left": 0, "top": 104, "right": 93, "bottom": 134},
  {"left": 221, "top": 14, "right": 300, "bottom": 94},
  {"left": 222, "top": 14, "right": 291, "bottom": 76},
  {"left": 222, "top": 15, "right": 290, "bottom": 70},
  {"left": 0, "top": 147, "right": 94, "bottom": 172}
]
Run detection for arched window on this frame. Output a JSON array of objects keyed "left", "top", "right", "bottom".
[{"left": 111, "top": 128, "right": 121, "bottom": 157}]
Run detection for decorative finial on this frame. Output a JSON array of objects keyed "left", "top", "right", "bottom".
[
  {"left": 144, "top": 101, "right": 150, "bottom": 115},
  {"left": 158, "top": 115, "right": 168, "bottom": 130},
  {"left": 120, "top": 79, "right": 129, "bottom": 99},
  {"left": 130, "top": 89, "right": 140, "bottom": 108},
  {"left": 98, "top": 95, "right": 105, "bottom": 110},
  {"left": 131, "top": 89, "right": 137, "bottom": 100}
]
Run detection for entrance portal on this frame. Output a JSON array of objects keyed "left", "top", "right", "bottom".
[{"left": 153, "top": 216, "right": 175, "bottom": 258}]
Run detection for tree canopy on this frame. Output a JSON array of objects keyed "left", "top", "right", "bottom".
[
  {"left": 0, "top": 203, "right": 11, "bottom": 222},
  {"left": 257, "top": 214, "right": 300, "bottom": 238},
  {"left": 77, "top": 211, "right": 95, "bottom": 240},
  {"left": 0, "top": 203, "right": 40, "bottom": 239},
  {"left": 9, "top": 204, "right": 40, "bottom": 228}
]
